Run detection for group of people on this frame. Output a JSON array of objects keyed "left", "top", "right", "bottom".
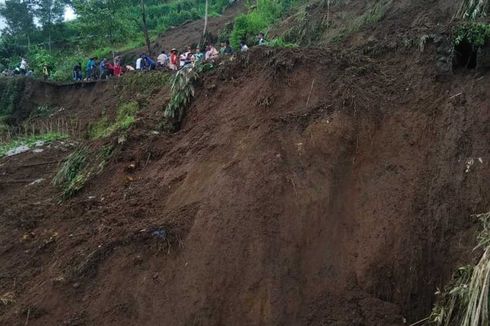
[
  {"left": 134, "top": 36, "right": 257, "bottom": 73},
  {"left": 1, "top": 33, "right": 268, "bottom": 82},
  {"left": 81, "top": 56, "right": 124, "bottom": 81},
  {"left": 1, "top": 58, "right": 51, "bottom": 80}
]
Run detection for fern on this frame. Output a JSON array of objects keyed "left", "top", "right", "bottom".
[{"left": 164, "top": 62, "right": 212, "bottom": 128}]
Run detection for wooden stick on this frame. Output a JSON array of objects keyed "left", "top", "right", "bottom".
[
  {"left": 306, "top": 79, "right": 316, "bottom": 108},
  {"left": 24, "top": 308, "right": 30, "bottom": 326}
]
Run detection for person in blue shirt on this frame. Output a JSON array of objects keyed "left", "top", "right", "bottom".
[
  {"left": 144, "top": 55, "right": 156, "bottom": 70},
  {"left": 99, "top": 59, "right": 107, "bottom": 79},
  {"left": 86, "top": 58, "right": 95, "bottom": 80}
]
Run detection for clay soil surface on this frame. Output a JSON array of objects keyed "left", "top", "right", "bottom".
[{"left": 0, "top": 48, "right": 489, "bottom": 325}]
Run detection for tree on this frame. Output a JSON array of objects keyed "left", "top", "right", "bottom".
[
  {"left": 32, "top": 0, "right": 66, "bottom": 51},
  {"left": 0, "top": 0, "right": 36, "bottom": 48},
  {"left": 71, "top": 0, "right": 134, "bottom": 48},
  {"left": 140, "top": 0, "right": 151, "bottom": 56},
  {"left": 202, "top": 0, "right": 208, "bottom": 45}
]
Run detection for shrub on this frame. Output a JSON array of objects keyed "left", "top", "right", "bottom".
[
  {"left": 230, "top": 0, "right": 295, "bottom": 49},
  {"left": 454, "top": 22, "right": 490, "bottom": 47}
]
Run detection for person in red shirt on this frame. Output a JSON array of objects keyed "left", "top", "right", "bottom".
[
  {"left": 113, "top": 63, "right": 122, "bottom": 77},
  {"left": 169, "top": 48, "right": 180, "bottom": 71}
]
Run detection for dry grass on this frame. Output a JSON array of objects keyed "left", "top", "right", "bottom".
[
  {"left": 0, "top": 292, "right": 15, "bottom": 306},
  {"left": 430, "top": 212, "right": 490, "bottom": 326},
  {"left": 456, "top": 0, "right": 489, "bottom": 20}
]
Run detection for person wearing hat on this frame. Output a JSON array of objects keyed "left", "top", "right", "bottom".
[{"left": 168, "top": 48, "right": 180, "bottom": 71}]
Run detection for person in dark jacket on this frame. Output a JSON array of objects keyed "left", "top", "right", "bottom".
[
  {"left": 143, "top": 55, "right": 156, "bottom": 70},
  {"left": 73, "top": 63, "right": 83, "bottom": 81}
]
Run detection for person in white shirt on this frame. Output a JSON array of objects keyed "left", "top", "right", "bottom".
[
  {"left": 135, "top": 56, "right": 143, "bottom": 70},
  {"left": 240, "top": 41, "right": 249, "bottom": 52},
  {"left": 19, "top": 58, "right": 28, "bottom": 74},
  {"left": 157, "top": 50, "right": 168, "bottom": 67}
]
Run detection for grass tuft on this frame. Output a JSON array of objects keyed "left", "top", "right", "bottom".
[
  {"left": 430, "top": 212, "right": 490, "bottom": 326},
  {"left": 53, "top": 145, "right": 113, "bottom": 198},
  {"left": 89, "top": 101, "right": 139, "bottom": 139}
]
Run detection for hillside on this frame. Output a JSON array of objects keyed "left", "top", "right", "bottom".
[{"left": 1, "top": 0, "right": 490, "bottom": 325}]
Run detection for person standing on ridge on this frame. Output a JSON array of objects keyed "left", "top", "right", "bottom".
[
  {"left": 86, "top": 58, "right": 94, "bottom": 80},
  {"left": 136, "top": 54, "right": 144, "bottom": 70},
  {"left": 257, "top": 32, "right": 267, "bottom": 46},
  {"left": 19, "top": 58, "right": 28, "bottom": 75},
  {"left": 240, "top": 41, "right": 249, "bottom": 52},
  {"left": 194, "top": 47, "right": 204, "bottom": 62},
  {"left": 42, "top": 64, "right": 50, "bottom": 80},
  {"left": 157, "top": 50, "right": 168, "bottom": 68},
  {"left": 169, "top": 49, "right": 179, "bottom": 71},
  {"left": 205, "top": 44, "right": 219, "bottom": 60},
  {"left": 73, "top": 63, "right": 82, "bottom": 81},
  {"left": 222, "top": 40, "right": 233, "bottom": 56},
  {"left": 144, "top": 55, "right": 156, "bottom": 70},
  {"left": 99, "top": 58, "right": 108, "bottom": 79}
]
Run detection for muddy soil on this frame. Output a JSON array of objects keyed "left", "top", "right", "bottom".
[{"left": 0, "top": 44, "right": 489, "bottom": 326}]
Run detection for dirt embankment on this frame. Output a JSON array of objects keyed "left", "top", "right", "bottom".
[{"left": 0, "top": 43, "right": 489, "bottom": 326}]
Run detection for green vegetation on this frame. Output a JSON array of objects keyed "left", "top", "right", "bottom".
[
  {"left": 164, "top": 62, "right": 213, "bottom": 130},
  {"left": 0, "top": 77, "right": 26, "bottom": 117},
  {"left": 89, "top": 101, "right": 139, "bottom": 139},
  {"left": 230, "top": 0, "right": 296, "bottom": 48},
  {"left": 116, "top": 71, "right": 170, "bottom": 96},
  {"left": 0, "top": 132, "right": 67, "bottom": 157},
  {"left": 53, "top": 144, "right": 113, "bottom": 198},
  {"left": 430, "top": 212, "right": 490, "bottom": 326},
  {"left": 454, "top": 22, "right": 490, "bottom": 47}
]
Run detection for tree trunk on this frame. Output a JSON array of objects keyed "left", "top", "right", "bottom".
[
  {"left": 48, "top": 30, "right": 52, "bottom": 53},
  {"left": 140, "top": 0, "right": 152, "bottom": 56},
  {"left": 202, "top": 0, "right": 208, "bottom": 45}
]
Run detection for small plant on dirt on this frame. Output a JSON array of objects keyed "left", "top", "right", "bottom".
[
  {"left": 429, "top": 212, "right": 490, "bottom": 326},
  {"left": 454, "top": 22, "right": 490, "bottom": 47},
  {"left": 53, "top": 147, "right": 89, "bottom": 198},
  {"left": 0, "top": 292, "right": 15, "bottom": 306},
  {"left": 0, "top": 132, "right": 68, "bottom": 157},
  {"left": 29, "top": 104, "right": 63, "bottom": 119},
  {"left": 53, "top": 144, "right": 113, "bottom": 198},
  {"left": 89, "top": 101, "right": 139, "bottom": 139},
  {"left": 163, "top": 62, "right": 213, "bottom": 130}
]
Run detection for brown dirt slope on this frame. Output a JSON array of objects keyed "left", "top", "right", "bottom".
[
  {"left": 0, "top": 43, "right": 489, "bottom": 325},
  {"left": 1, "top": 0, "right": 490, "bottom": 324}
]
